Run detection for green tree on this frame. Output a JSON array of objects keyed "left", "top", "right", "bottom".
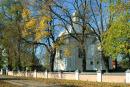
[
  {"left": 102, "top": 14, "right": 130, "bottom": 68},
  {"left": 0, "top": 0, "right": 59, "bottom": 71},
  {"left": 0, "top": 0, "right": 36, "bottom": 70}
]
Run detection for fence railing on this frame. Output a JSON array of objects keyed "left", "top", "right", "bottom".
[{"left": 1, "top": 69, "right": 130, "bottom": 83}]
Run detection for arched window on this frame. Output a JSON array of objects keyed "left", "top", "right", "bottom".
[{"left": 59, "top": 50, "right": 63, "bottom": 59}]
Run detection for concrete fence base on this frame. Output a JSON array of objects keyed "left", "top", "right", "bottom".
[{"left": 2, "top": 69, "right": 130, "bottom": 83}]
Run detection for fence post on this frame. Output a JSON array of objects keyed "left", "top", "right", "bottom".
[
  {"left": 13, "top": 70, "right": 14, "bottom": 76},
  {"left": 6, "top": 68, "right": 8, "bottom": 75},
  {"left": 0, "top": 69, "right": 3, "bottom": 75},
  {"left": 45, "top": 70, "right": 48, "bottom": 78},
  {"left": 97, "top": 70, "right": 102, "bottom": 82},
  {"left": 75, "top": 69, "right": 79, "bottom": 80},
  {"left": 33, "top": 69, "right": 37, "bottom": 78},
  {"left": 58, "top": 71, "right": 62, "bottom": 79},
  {"left": 18, "top": 70, "right": 20, "bottom": 76},
  {"left": 126, "top": 69, "right": 130, "bottom": 83},
  {"left": 25, "top": 70, "right": 28, "bottom": 77}
]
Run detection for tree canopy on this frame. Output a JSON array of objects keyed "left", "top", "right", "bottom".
[{"left": 102, "top": 14, "right": 130, "bottom": 59}]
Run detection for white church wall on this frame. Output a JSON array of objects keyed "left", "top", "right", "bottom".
[
  {"left": 75, "top": 47, "right": 83, "bottom": 71},
  {"left": 85, "top": 36, "right": 96, "bottom": 70},
  {"left": 54, "top": 38, "right": 79, "bottom": 71},
  {"left": 65, "top": 45, "right": 81, "bottom": 71},
  {"left": 54, "top": 34, "right": 107, "bottom": 71}
]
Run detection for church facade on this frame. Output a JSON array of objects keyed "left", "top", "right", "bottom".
[{"left": 54, "top": 33, "right": 106, "bottom": 71}]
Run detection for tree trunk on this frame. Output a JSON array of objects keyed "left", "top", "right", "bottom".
[
  {"left": 129, "top": 57, "right": 130, "bottom": 69},
  {"left": 82, "top": 48, "right": 86, "bottom": 72},
  {"left": 115, "top": 58, "right": 118, "bottom": 71},
  {"left": 99, "top": 37, "right": 109, "bottom": 72},
  {"left": 17, "top": 39, "right": 21, "bottom": 70},
  {"left": 80, "top": 42, "right": 86, "bottom": 72},
  {"left": 127, "top": 54, "right": 130, "bottom": 69},
  {"left": 101, "top": 51, "right": 109, "bottom": 72},
  {"left": 0, "top": 48, "right": 2, "bottom": 68},
  {"left": 50, "top": 48, "right": 56, "bottom": 72},
  {"left": 7, "top": 49, "right": 13, "bottom": 70},
  {"left": 32, "top": 44, "right": 36, "bottom": 70}
]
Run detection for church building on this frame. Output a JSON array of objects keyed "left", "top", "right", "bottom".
[{"left": 54, "top": 12, "right": 112, "bottom": 71}]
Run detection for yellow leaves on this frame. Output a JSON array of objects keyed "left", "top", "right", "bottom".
[
  {"left": 35, "top": 31, "right": 43, "bottom": 41},
  {"left": 38, "top": 20, "right": 48, "bottom": 30},
  {"left": 59, "top": 36, "right": 65, "bottom": 44},
  {"left": 34, "top": 16, "right": 51, "bottom": 41},
  {"left": 109, "top": 4, "right": 115, "bottom": 13},
  {"left": 43, "top": 31, "right": 50, "bottom": 36},
  {"left": 25, "top": 18, "right": 36, "bottom": 29},
  {"left": 54, "top": 43, "right": 60, "bottom": 49},
  {"left": 22, "top": 8, "right": 52, "bottom": 41},
  {"left": 23, "top": 16, "right": 51, "bottom": 42},
  {"left": 109, "top": 1, "right": 129, "bottom": 15},
  {"left": 21, "top": 29, "right": 28, "bottom": 37},
  {"left": 42, "top": 16, "right": 51, "bottom": 22},
  {"left": 64, "top": 48, "right": 72, "bottom": 57},
  {"left": 35, "top": 31, "right": 50, "bottom": 41},
  {"left": 38, "top": 16, "right": 51, "bottom": 29},
  {"left": 22, "top": 8, "right": 30, "bottom": 18}
]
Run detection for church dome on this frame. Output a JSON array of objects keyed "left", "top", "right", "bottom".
[{"left": 58, "top": 10, "right": 94, "bottom": 37}]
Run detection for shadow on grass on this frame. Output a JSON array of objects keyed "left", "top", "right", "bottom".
[
  {"left": 0, "top": 77, "right": 27, "bottom": 80},
  {"left": 59, "top": 85, "right": 80, "bottom": 87}
]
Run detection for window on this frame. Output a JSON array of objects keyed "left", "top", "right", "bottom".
[
  {"left": 91, "top": 45, "right": 95, "bottom": 56},
  {"left": 97, "top": 61, "right": 99, "bottom": 65},
  {"left": 90, "top": 61, "right": 93, "bottom": 65},
  {"left": 59, "top": 50, "right": 63, "bottom": 59},
  {"left": 87, "top": 45, "right": 95, "bottom": 58}
]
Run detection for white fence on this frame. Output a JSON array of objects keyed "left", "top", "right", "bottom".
[{"left": 1, "top": 69, "right": 130, "bottom": 83}]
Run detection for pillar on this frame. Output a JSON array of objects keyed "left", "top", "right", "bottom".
[
  {"left": 97, "top": 69, "right": 102, "bottom": 82},
  {"left": 126, "top": 69, "right": 130, "bottom": 83},
  {"left": 75, "top": 69, "right": 79, "bottom": 80}
]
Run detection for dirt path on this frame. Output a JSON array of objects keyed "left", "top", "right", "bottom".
[
  {"left": 0, "top": 75, "right": 62, "bottom": 87},
  {"left": 5, "top": 80, "right": 60, "bottom": 87}
]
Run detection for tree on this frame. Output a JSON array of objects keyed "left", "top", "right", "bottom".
[
  {"left": 0, "top": 0, "right": 39, "bottom": 70},
  {"left": 101, "top": 0, "right": 130, "bottom": 70},
  {"left": 22, "top": 0, "right": 58, "bottom": 71},
  {"left": 102, "top": 14, "right": 130, "bottom": 68},
  {"left": 0, "top": 0, "right": 60, "bottom": 71},
  {"left": 0, "top": 0, "right": 23, "bottom": 69}
]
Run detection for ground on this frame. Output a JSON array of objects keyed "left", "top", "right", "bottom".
[
  {"left": 0, "top": 75, "right": 130, "bottom": 87},
  {"left": 0, "top": 80, "right": 20, "bottom": 87},
  {"left": 0, "top": 75, "right": 61, "bottom": 87}
]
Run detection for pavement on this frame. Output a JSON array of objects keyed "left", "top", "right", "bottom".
[{"left": 0, "top": 75, "right": 63, "bottom": 87}]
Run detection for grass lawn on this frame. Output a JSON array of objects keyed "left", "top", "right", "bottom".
[
  {"left": 1, "top": 75, "right": 130, "bottom": 87},
  {"left": 0, "top": 81, "right": 21, "bottom": 87},
  {"left": 23, "top": 77, "right": 130, "bottom": 87},
  {"left": 36, "top": 78, "right": 130, "bottom": 87}
]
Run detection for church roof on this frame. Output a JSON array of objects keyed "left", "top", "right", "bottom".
[
  {"left": 58, "top": 11, "right": 94, "bottom": 37},
  {"left": 58, "top": 25, "right": 94, "bottom": 37}
]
